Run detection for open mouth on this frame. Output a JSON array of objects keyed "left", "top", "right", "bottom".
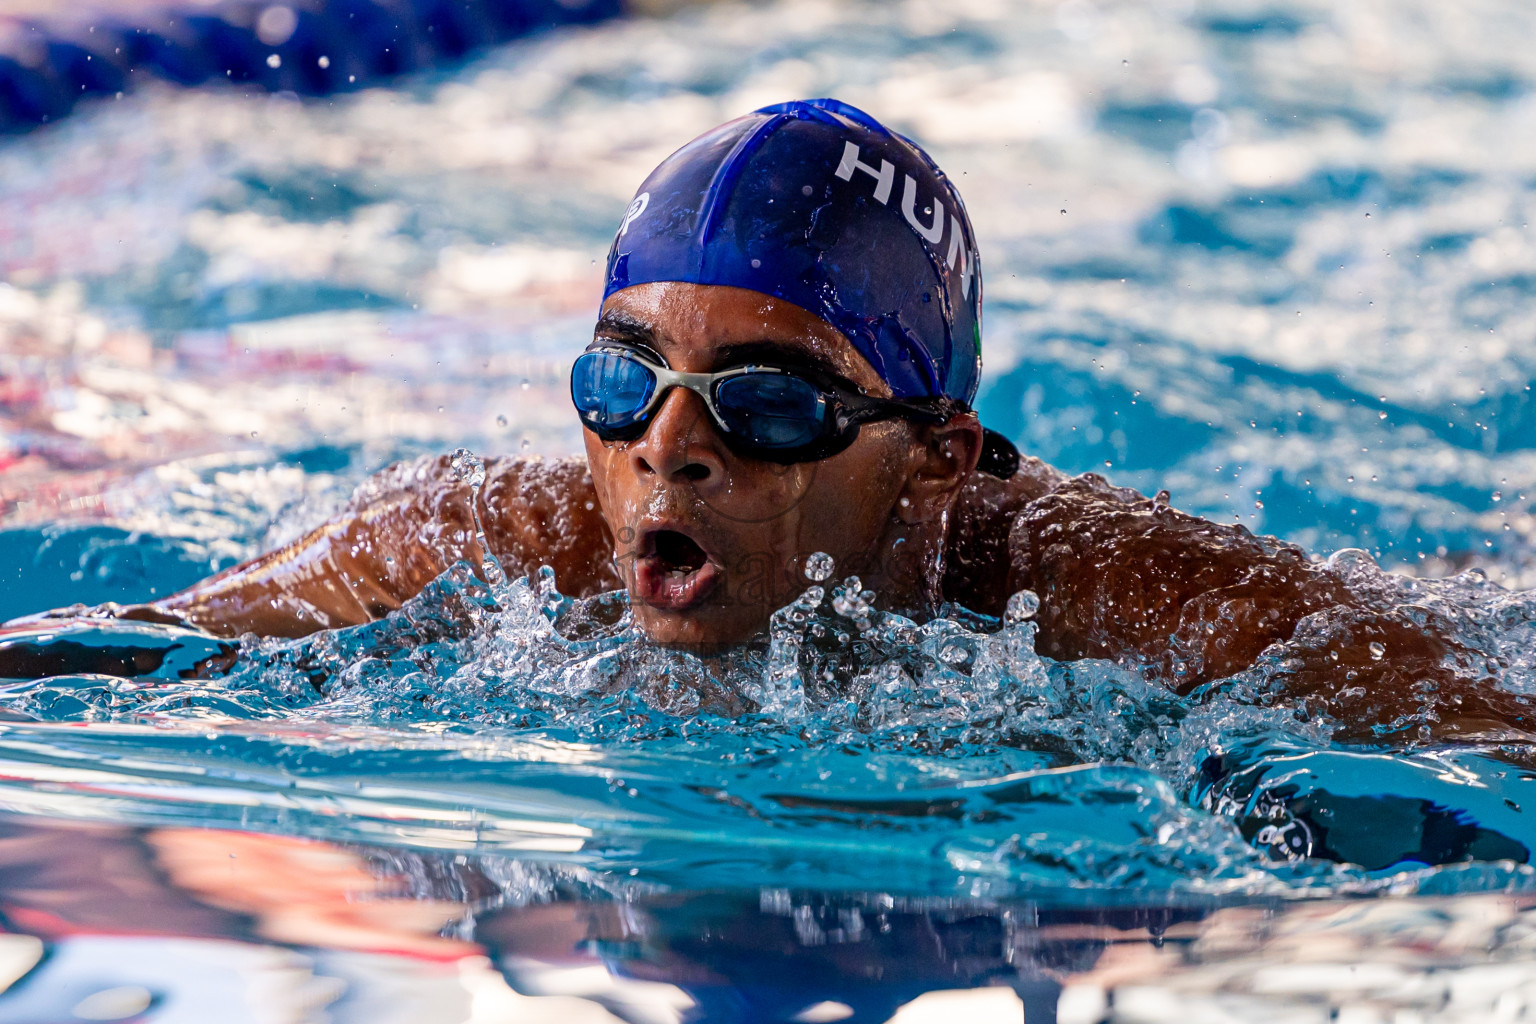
[
  {"left": 653, "top": 530, "right": 708, "bottom": 576},
  {"left": 631, "top": 528, "right": 721, "bottom": 611}
]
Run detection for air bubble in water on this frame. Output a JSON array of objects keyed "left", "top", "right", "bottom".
[
  {"left": 1369, "top": 641, "right": 1386, "bottom": 660},
  {"left": 1005, "top": 590, "right": 1040, "bottom": 624},
  {"left": 804, "top": 552, "right": 834, "bottom": 582},
  {"left": 496, "top": 415, "right": 508, "bottom": 428}
]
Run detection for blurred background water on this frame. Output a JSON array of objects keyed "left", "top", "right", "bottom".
[{"left": 5, "top": 0, "right": 1536, "bottom": 1020}]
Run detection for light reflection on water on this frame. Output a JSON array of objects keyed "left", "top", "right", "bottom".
[{"left": 1, "top": 817, "right": 1536, "bottom": 1022}]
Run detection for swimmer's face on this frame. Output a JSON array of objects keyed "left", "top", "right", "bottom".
[{"left": 581, "top": 281, "right": 981, "bottom": 649}]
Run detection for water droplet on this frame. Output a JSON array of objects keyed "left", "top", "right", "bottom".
[
  {"left": 318, "top": 55, "right": 330, "bottom": 68},
  {"left": 266, "top": 53, "right": 281, "bottom": 69},
  {"left": 804, "top": 551, "right": 834, "bottom": 582},
  {"left": 1005, "top": 590, "right": 1040, "bottom": 624},
  {"left": 496, "top": 414, "right": 508, "bottom": 428},
  {"left": 1154, "top": 489, "right": 1171, "bottom": 506},
  {"left": 831, "top": 577, "right": 873, "bottom": 619},
  {"left": 1369, "top": 641, "right": 1385, "bottom": 660}
]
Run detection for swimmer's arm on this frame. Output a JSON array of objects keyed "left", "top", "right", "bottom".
[
  {"left": 130, "top": 455, "right": 619, "bottom": 638},
  {"left": 1006, "top": 477, "right": 1524, "bottom": 741}
]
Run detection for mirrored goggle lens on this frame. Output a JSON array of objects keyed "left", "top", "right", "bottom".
[
  {"left": 571, "top": 351, "right": 655, "bottom": 433},
  {"left": 714, "top": 372, "right": 828, "bottom": 450}
]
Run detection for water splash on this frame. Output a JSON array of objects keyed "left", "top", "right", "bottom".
[
  {"left": 449, "top": 447, "right": 512, "bottom": 606},
  {"left": 1005, "top": 589, "right": 1040, "bottom": 625}
]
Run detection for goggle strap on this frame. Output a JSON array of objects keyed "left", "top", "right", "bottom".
[
  {"left": 843, "top": 397, "right": 1019, "bottom": 478},
  {"left": 978, "top": 428, "right": 1020, "bottom": 479}
]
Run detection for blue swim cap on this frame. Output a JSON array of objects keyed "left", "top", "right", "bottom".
[{"left": 602, "top": 98, "right": 982, "bottom": 407}]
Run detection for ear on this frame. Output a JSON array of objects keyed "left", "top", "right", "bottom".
[{"left": 893, "top": 413, "right": 983, "bottom": 525}]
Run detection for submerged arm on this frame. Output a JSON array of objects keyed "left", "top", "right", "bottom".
[{"left": 140, "top": 455, "right": 619, "bottom": 638}]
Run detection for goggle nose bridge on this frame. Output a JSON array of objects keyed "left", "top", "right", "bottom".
[
  {"left": 638, "top": 365, "right": 737, "bottom": 437},
  {"left": 597, "top": 348, "right": 824, "bottom": 439}
]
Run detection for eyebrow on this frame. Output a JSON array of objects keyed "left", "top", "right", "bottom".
[{"left": 593, "top": 310, "right": 656, "bottom": 346}]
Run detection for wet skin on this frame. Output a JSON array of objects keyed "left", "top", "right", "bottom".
[{"left": 4, "top": 285, "right": 1526, "bottom": 743}]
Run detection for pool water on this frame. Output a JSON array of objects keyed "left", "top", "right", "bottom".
[{"left": 4, "top": 0, "right": 1536, "bottom": 1019}]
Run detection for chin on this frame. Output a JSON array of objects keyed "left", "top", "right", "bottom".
[{"left": 632, "top": 606, "right": 766, "bottom": 651}]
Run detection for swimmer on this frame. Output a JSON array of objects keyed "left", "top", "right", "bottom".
[{"left": 13, "top": 99, "right": 1528, "bottom": 744}]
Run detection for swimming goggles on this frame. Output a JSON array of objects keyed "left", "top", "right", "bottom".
[
  {"left": 569, "top": 342, "right": 967, "bottom": 462},
  {"left": 571, "top": 343, "right": 1021, "bottom": 475}
]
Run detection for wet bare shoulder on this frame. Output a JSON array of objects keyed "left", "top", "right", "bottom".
[
  {"left": 480, "top": 455, "right": 620, "bottom": 598},
  {"left": 942, "top": 456, "right": 1070, "bottom": 616},
  {"left": 1007, "top": 476, "right": 1342, "bottom": 677},
  {"left": 149, "top": 453, "right": 617, "bottom": 637},
  {"left": 326, "top": 452, "right": 620, "bottom": 598},
  {"left": 1002, "top": 476, "right": 1526, "bottom": 743}
]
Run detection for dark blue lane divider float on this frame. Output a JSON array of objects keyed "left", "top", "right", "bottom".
[{"left": 0, "top": 0, "right": 627, "bottom": 132}]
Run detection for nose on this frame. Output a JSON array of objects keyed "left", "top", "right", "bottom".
[{"left": 628, "top": 386, "right": 727, "bottom": 484}]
